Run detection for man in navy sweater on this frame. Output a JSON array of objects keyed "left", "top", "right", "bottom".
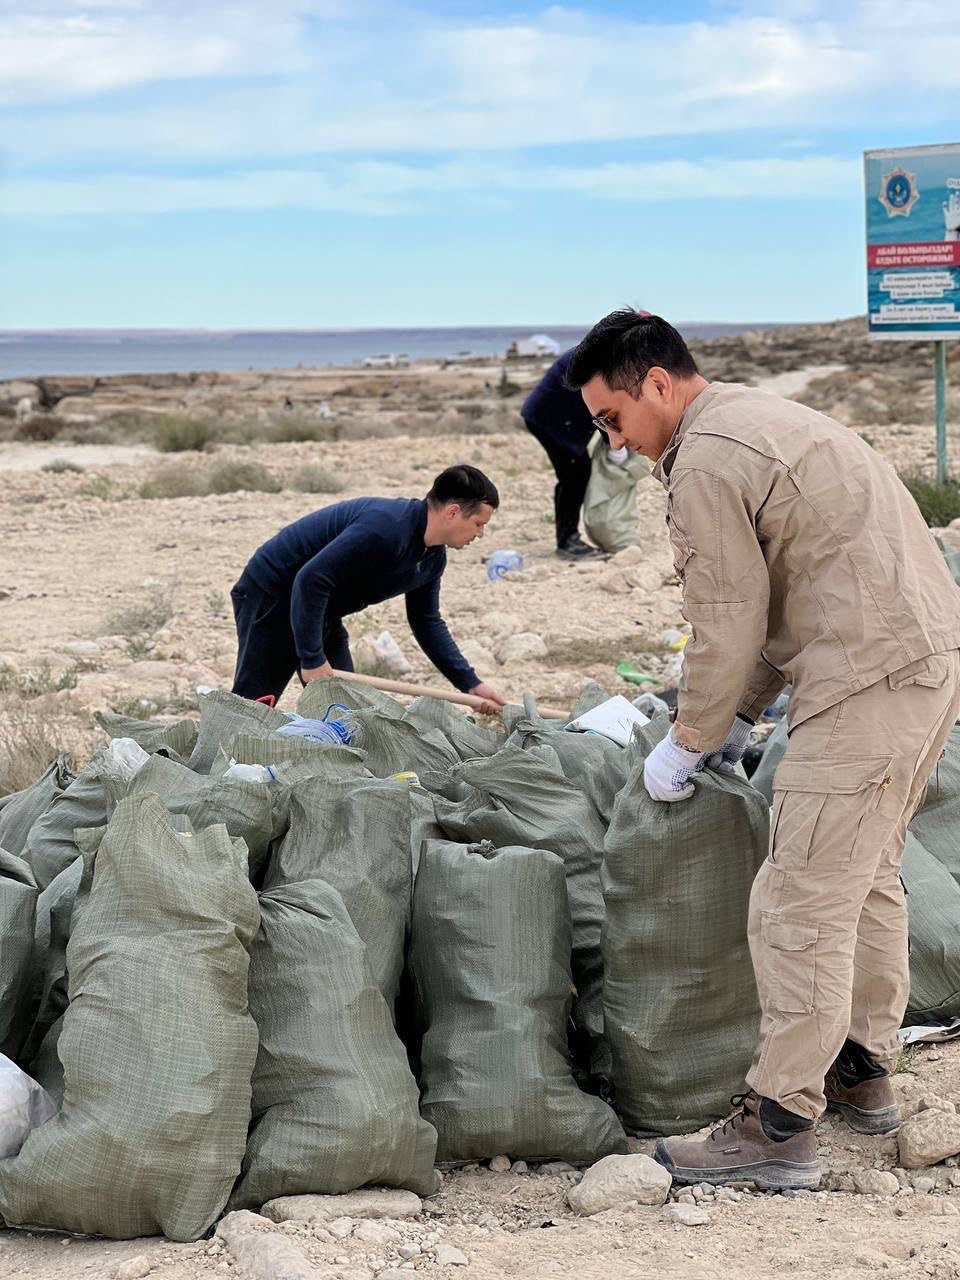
[
  {"left": 230, "top": 464, "right": 507, "bottom": 712},
  {"left": 522, "top": 349, "right": 604, "bottom": 560}
]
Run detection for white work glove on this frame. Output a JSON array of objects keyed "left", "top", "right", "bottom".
[
  {"left": 643, "top": 731, "right": 707, "bottom": 803},
  {"left": 704, "top": 715, "right": 754, "bottom": 775}
]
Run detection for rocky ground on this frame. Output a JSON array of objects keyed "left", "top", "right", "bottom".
[{"left": 2, "top": 319, "right": 960, "bottom": 1278}]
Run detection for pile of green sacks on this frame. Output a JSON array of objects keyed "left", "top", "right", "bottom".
[{"left": 0, "top": 679, "right": 769, "bottom": 1241}]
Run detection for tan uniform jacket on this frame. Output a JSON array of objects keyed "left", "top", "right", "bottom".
[{"left": 652, "top": 382, "right": 960, "bottom": 752}]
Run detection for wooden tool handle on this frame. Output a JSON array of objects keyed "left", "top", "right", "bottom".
[{"left": 328, "top": 669, "right": 569, "bottom": 721}]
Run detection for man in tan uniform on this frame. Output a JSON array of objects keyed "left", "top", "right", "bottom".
[{"left": 566, "top": 310, "right": 960, "bottom": 1190}]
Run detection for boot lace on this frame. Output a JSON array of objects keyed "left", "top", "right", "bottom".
[{"left": 709, "top": 1093, "right": 755, "bottom": 1143}]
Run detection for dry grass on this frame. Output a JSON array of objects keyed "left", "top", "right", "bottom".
[
  {"left": 15, "top": 414, "right": 63, "bottom": 441},
  {"left": 900, "top": 473, "right": 960, "bottom": 527},
  {"left": 153, "top": 414, "right": 217, "bottom": 453},
  {"left": 105, "top": 586, "right": 173, "bottom": 638},
  {"left": 294, "top": 465, "right": 345, "bottom": 495},
  {"left": 138, "top": 463, "right": 206, "bottom": 500},
  {"left": 0, "top": 711, "right": 71, "bottom": 798},
  {"left": 205, "top": 459, "right": 281, "bottom": 495}
]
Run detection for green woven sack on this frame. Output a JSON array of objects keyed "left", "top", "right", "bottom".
[
  {"left": 0, "top": 794, "right": 259, "bottom": 1241},
  {"left": 403, "top": 698, "right": 502, "bottom": 760},
  {"left": 352, "top": 711, "right": 467, "bottom": 800},
  {"left": 506, "top": 711, "right": 632, "bottom": 826},
  {"left": 18, "top": 857, "right": 83, "bottom": 1088},
  {"left": 750, "top": 718, "right": 788, "bottom": 806},
  {"left": 230, "top": 879, "right": 437, "bottom": 1209},
  {"left": 582, "top": 438, "right": 649, "bottom": 554},
  {"left": 0, "top": 850, "right": 37, "bottom": 1061},
  {"left": 95, "top": 711, "right": 198, "bottom": 761},
  {"left": 910, "top": 722, "right": 960, "bottom": 878},
  {"left": 0, "top": 756, "right": 74, "bottom": 858},
  {"left": 410, "top": 839, "right": 626, "bottom": 1162},
  {"left": 298, "top": 676, "right": 405, "bottom": 720},
  {"left": 902, "top": 830, "right": 960, "bottom": 1026},
  {"left": 602, "top": 721, "right": 767, "bottom": 1134},
  {"left": 434, "top": 745, "right": 607, "bottom": 1064},
  {"left": 112, "top": 754, "right": 275, "bottom": 883},
  {"left": 188, "top": 689, "right": 288, "bottom": 775},
  {"left": 266, "top": 776, "right": 432, "bottom": 1004}
]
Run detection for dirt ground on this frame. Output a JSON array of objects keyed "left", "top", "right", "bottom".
[{"left": 2, "top": 356, "right": 960, "bottom": 1279}]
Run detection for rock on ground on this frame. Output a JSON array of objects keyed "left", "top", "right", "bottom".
[
  {"left": 853, "top": 1170, "right": 900, "bottom": 1197},
  {"left": 567, "top": 1154, "right": 672, "bottom": 1216},
  {"left": 663, "top": 1204, "right": 711, "bottom": 1226},
  {"left": 261, "top": 1190, "right": 423, "bottom": 1224},
  {"left": 898, "top": 1111, "right": 960, "bottom": 1169},
  {"left": 216, "top": 1211, "right": 323, "bottom": 1280}
]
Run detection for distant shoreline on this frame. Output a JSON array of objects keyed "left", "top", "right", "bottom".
[{"left": 0, "top": 321, "right": 789, "bottom": 381}]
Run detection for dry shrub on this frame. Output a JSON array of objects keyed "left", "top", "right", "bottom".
[
  {"left": 16, "top": 414, "right": 63, "bottom": 441},
  {"left": 0, "top": 710, "right": 71, "bottom": 798},
  {"left": 41, "top": 458, "right": 85, "bottom": 475},
  {"left": 900, "top": 473, "right": 960, "bottom": 527},
  {"left": 153, "top": 414, "right": 217, "bottom": 453},
  {"left": 294, "top": 465, "right": 345, "bottom": 495},
  {"left": 139, "top": 463, "right": 206, "bottom": 500},
  {"left": 205, "top": 460, "right": 280, "bottom": 494},
  {"left": 106, "top": 586, "right": 173, "bottom": 638}
]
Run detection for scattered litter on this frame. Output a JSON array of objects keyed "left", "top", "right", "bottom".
[
  {"left": 278, "top": 707, "right": 356, "bottom": 746},
  {"left": 0, "top": 1055, "right": 56, "bottom": 1158},
  {"left": 899, "top": 1020, "right": 960, "bottom": 1046},
  {"left": 567, "top": 695, "right": 650, "bottom": 747},
  {"left": 355, "top": 630, "right": 413, "bottom": 677},
  {"left": 660, "top": 628, "right": 689, "bottom": 652},
  {"left": 485, "top": 550, "right": 524, "bottom": 581},
  {"left": 615, "top": 660, "right": 657, "bottom": 687}
]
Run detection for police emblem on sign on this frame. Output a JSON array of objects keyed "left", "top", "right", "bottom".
[{"left": 878, "top": 167, "right": 919, "bottom": 218}]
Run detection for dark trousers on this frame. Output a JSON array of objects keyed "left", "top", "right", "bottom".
[
  {"left": 523, "top": 418, "right": 592, "bottom": 548},
  {"left": 230, "top": 573, "right": 353, "bottom": 703}
]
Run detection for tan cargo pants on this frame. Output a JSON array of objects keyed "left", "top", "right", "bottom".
[{"left": 746, "top": 650, "right": 960, "bottom": 1120}]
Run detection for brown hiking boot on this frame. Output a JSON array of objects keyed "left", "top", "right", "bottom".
[
  {"left": 654, "top": 1092, "right": 821, "bottom": 1191},
  {"left": 824, "top": 1039, "right": 900, "bottom": 1135}
]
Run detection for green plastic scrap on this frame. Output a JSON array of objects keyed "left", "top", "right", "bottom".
[{"left": 615, "top": 661, "right": 656, "bottom": 687}]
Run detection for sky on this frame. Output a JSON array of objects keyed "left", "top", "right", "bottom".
[{"left": 0, "top": 0, "right": 957, "bottom": 329}]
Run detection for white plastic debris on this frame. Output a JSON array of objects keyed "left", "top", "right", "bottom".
[
  {"left": 567, "top": 696, "right": 650, "bottom": 747},
  {"left": 0, "top": 1054, "right": 57, "bottom": 1158},
  {"left": 106, "top": 737, "right": 151, "bottom": 780}
]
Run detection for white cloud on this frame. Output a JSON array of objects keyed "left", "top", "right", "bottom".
[
  {"left": 0, "top": 153, "right": 860, "bottom": 216},
  {"left": 0, "top": 1, "right": 955, "bottom": 166}
]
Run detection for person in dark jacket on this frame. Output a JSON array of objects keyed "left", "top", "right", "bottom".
[
  {"left": 521, "top": 349, "right": 604, "bottom": 559},
  {"left": 230, "top": 464, "right": 507, "bottom": 711}
]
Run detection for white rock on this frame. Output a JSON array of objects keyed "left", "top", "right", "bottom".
[
  {"left": 353, "top": 1221, "right": 400, "bottom": 1245},
  {"left": 853, "top": 1170, "right": 900, "bottom": 1197},
  {"left": 495, "top": 632, "right": 548, "bottom": 665},
  {"left": 62, "top": 640, "right": 101, "bottom": 657},
  {"left": 397, "top": 1243, "right": 421, "bottom": 1260},
  {"left": 913, "top": 1176, "right": 936, "bottom": 1195},
  {"left": 113, "top": 1257, "right": 154, "bottom": 1280},
  {"left": 610, "top": 545, "right": 645, "bottom": 566},
  {"left": 216, "top": 1211, "right": 323, "bottom": 1280},
  {"left": 483, "top": 611, "right": 524, "bottom": 640},
  {"left": 489, "top": 1155, "right": 511, "bottom": 1173},
  {"left": 567, "top": 1154, "right": 672, "bottom": 1216},
  {"left": 432, "top": 1244, "right": 469, "bottom": 1266},
  {"left": 597, "top": 569, "right": 633, "bottom": 596},
  {"left": 898, "top": 1111, "right": 960, "bottom": 1169},
  {"left": 510, "top": 1161, "right": 529, "bottom": 1174},
  {"left": 539, "top": 1161, "right": 576, "bottom": 1175},
  {"left": 328, "top": 1218, "right": 354, "bottom": 1239},
  {"left": 663, "top": 1204, "right": 711, "bottom": 1227},
  {"left": 262, "top": 1190, "right": 423, "bottom": 1224}
]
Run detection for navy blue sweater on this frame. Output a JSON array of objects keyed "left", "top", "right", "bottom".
[
  {"left": 521, "top": 349, "right": 596, "bottom": 457},
  {"left": 243, "top": 497, "right": 478, "bottom": 692}
]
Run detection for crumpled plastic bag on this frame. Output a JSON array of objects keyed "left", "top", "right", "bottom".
[{"left": 0, "top": 1054, "right": 56, "bottom": 1158}]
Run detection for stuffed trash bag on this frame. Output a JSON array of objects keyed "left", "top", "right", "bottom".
[
  {"left": 582, "top": 438, "right": 650, "bottom": 554},
  {"left": 602, "top": 719, "right": 767, "bottom": 1134},
  {"left": 0, "top": 793, "right": 259, "bottom": 1241},
  {"left": 230, "top": 879, "right": 437, "bottom": 1209},
  {"left": 410, "top": 838, "right": 625, "bottom": 1162}
]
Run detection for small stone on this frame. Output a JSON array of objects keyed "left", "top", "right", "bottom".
[
  {"left": 539, "top": 1161, "right": 576, "bottom": 1175},
  {"left": 664, "top": 1204, "right": 711, "bottom": 1227},
  {"left": 690, "top": 1186, "right": 705, "bottom": 1202},
  {"left": 918, "top": 1096, "right": 956, "bottom": 1114},
  {"left": 567, "top": 1154, "right": 672, "bottom": 1216},
  {"left": 328, "top": 1218, "right": 354, "bottom": 1239},
  {"left": 262, "top": 1190, "right": 423, "bottom": 1224},
  {"left": 397, "top": 1243, "right": 421, "bottom": 1260},
  {"left": 353, "top": 1221, "right": 400, "bottom": 1246},
  {"left": 510, "top": 1161, "right": 528, "bottom": 1175},
  {"left": 898, "top": 1111, "right": 960, "bottom": 1168},
  {"left": 489, "top": 1155, "right": 511, "bottom": 1173},
  {"left": 113, "top": 1258, "right": 153, "bottom": 1280},
  {"left": 377, "top": 1272, "right": 417, "bottom": 1280},
  {"left": 495, "top": 632, "right": 548, "bottom": 664},
  {"left": 433, "top": 1244, "right": 469, "bottom": 1266},
  {"left": 853, "top": 1170, "right": 900, "bottom": 1197},
  {"left": 477, "top": 1214, "right": 499, "bottom": 1231},
  {"left": 913, "top": 1176, "right": 936, "bottom": 1195},
  {"left": 216, "top": 1211, "right": 322, "bottom": 1280},
  {"left": 716, "top": 1187, "right": 742, "bottom": 1203}
]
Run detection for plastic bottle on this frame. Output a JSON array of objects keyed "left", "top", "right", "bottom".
[
  {"left": 278, "top": 704, "right": 356, "bottom": 746},
  {"left": 486, "top": 550, "right": 524, "bottom": 582}
]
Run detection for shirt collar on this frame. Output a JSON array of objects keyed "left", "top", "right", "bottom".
[{"left": 651, "top": 382, "right": 719, "bottom": 486}]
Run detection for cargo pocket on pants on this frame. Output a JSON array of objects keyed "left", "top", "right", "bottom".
[
  {"left": 770, "top": 757, "right": 896, "bottom": 870},
  {"left": 760, "top": 914, "right": 818, "bottom": 1014}
]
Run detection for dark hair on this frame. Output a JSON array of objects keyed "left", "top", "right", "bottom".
[
  {"left": 427, "top": 464, "right": 500, "bottom": 512},
  {"left": 564, "top": 310, "right": 699, "bottom": 392}
]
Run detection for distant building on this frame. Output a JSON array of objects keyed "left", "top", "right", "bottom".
[
  {"left": 507, "top": 333, "right": 561, "bottom": 359},
  {"left": 361, "top": 353, "right": 411, "bottom": 368}
]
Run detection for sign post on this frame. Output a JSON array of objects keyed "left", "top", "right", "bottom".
[{"left": 864, "top": 143, "right": 960, "bottom": 483}]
